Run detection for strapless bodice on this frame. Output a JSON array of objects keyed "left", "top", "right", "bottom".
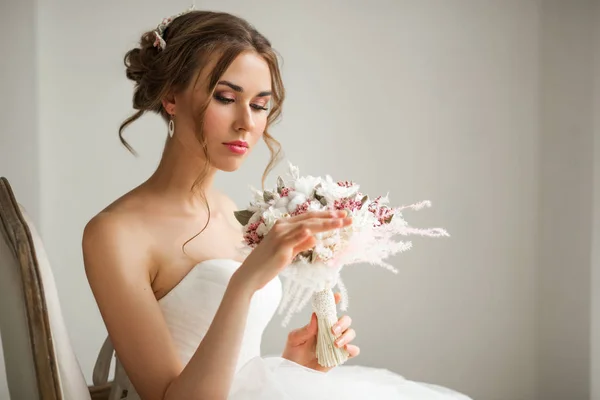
[
  {"left": 95, "top": 258, "right": 282, "bottom": 400},
  {"left": 157, "top": 259, "right": 282, "bottom": 371}
]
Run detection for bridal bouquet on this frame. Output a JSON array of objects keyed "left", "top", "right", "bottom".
[{"left": 234, "top": 162, "right": 449, "bottom": 368}]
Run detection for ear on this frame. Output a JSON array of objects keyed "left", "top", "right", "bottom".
[{"left": 161, "top": 91, "right": 177, "bottom": 116}]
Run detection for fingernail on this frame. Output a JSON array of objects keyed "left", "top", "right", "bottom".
[
  {"left": 335, "top": 337, "right": 345, "bottom": 347},
  {"left": 333, "top": 325, "right": 341, "bottom": 335}
]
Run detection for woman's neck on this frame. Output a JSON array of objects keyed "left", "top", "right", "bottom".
[{"left": 145, "top": 137, "right": 218, "bottom": 212}]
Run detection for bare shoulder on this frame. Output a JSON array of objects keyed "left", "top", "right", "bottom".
[
  {"left": 82, "top": 205, "right": 154, "bottom": 280},
  {"left": 82, "top": 210, "right": 139, "bottom": 253},
  {"left": 83, "top": 185, "right": 154, "bottom": 261}
]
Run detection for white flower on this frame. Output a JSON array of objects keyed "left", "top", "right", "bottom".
[
  {"left": 309, "top": 199, "right": 325, "bottom": 211},
  {"left": 293, "top": 175, "right": 322, "bottom": 197},
  {"left": 322, "top": 234, "right": 341, "bottom": 248},
  {"left": 262, "top": 207, "right": 285, "bottom": 230},
  {"left": 287, "top": 192, "right": 307, "bottom": 213},
  {"left": 274, "top": 195, "right": 290, "bottom": 210},
  {"left": 249, "top": 185, "right": 264, "bottom": 203},
  {"left": 287, "top": 162, "right": 300, "bottom": 180},
  {"left": 256, "top": 222, "right": 269, "bottom": 236},
  {"left": 277, "top": 206, "right": 289, "bottom": 216},
  {"left": 248, "top": 211, "right": 263, "bottom": 224},
  {"left": 317, "top": 175, "right": 360, "bottom": 204},
  {"left": 314, "top": 243, "right": 334, "bottom": 261},
  {"left": 347, "top": 205, "right": 377, "bottom": 232}
]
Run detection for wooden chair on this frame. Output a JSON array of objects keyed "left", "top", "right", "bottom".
[{"left": 0, "top": 177, "right": 111, "bottom": 399}]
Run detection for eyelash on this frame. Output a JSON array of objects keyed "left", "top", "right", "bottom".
[{"left": 214, "top": 94, "right": 269, "bottom": 111}]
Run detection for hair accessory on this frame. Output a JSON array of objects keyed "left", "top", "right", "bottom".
[{"left": 153, "top": 4, "right": 196, "bottom": 50}]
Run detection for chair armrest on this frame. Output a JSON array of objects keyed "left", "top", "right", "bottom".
[{"left": 88, "top": 382, "right": 113, "bottom": 400}]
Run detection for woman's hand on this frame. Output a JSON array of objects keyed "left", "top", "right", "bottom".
[
  {"left": 281, "top": 292, "right": 360, "bottom": 372},
  {"left": 232, "top": 210, "right": 353, "bottom": 293}
]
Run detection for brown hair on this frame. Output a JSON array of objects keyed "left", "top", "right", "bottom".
[{"left": 119, "top": 10, "right": 285, "bottom": 249}]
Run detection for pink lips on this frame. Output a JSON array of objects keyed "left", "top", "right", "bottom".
[{"left": 223, "top": 140, "right": 248, "bottom": 155}]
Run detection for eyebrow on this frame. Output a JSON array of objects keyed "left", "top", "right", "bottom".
[{"left": 217, "top": 80, "right": 272, "bottom": 97}]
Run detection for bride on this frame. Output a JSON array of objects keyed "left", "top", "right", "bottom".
[{"left": 83, "top": 7, "right": 472, "bottom": 400}]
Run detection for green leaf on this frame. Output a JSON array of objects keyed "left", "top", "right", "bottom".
[
  {"left": 233, "top": 209, "right": 254, "bottom": 226},
  {"left": 361, "top": 195, "right": 369, "bottom": 205},
  {"left": 263, "top": 190, "right": 275, "bottom": 203},
  {"left": 314, "top": 188, "right": 326, "bottom": 205},
  {"left": 277, "top": 176, "right": 285, "bottom": 190},
  {"left": 383, "top": 214, "right": 394, "bottom": 224}
]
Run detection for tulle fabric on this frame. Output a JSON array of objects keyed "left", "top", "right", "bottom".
[{"left": 229, "top": 356, "right": 472, "bottom": 400}]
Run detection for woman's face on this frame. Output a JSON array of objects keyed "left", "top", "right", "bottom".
[{"left": 171, "top": 50, "right": 273, "bottom": 172}]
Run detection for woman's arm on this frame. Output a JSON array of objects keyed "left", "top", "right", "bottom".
[{"left": 83, "top": 213, "right": 254, "bottom": 400}]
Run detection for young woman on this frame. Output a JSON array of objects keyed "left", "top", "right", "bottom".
[{"left": 84, "top": 7, "right": 472, "bottom": 400}]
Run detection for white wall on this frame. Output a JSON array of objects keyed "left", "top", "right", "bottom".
[
  {"left": 2, "top": 1, "right": 598, "bottom": 399},
  {"left": 0, "top": 0, "right": 40, "bottom": 226},
  {"left": 537, "top": 1, "right": 596, "bottom": 400},
  {"left": 591, "top": 1, "right": 600, "bottom": 399},
  {"left": 0, "top": 1, "right": 39, "bottom": 399}
]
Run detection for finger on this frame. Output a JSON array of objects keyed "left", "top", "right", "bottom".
[
  {"left": 309, "top": 312, "right": 317, "bottom": 332},
  {"left": 293, "top": 235, "right": 317, "bottom": 255},
  {"left": 301, "top": 217, "right": 353, "bottom": 234},
  {"left": 282, "top": 224, "right": 315, "bottom": 253},
  {"left": 335, "top": 328, "right": 356, "bottom": 348},
  {"left": 332, "top": 315, "right": 352, "bottom": 336},
  {"left": 287, "top": 313, "right": 317, "bottom": 346},
  {"left": 334, "top": 292, "right": 341, "bottom": 305},
  {"left": 345, "top": 344, "right": 361, "bottom": 358},
  {"left": 283, "top": 225, "right": 311, "bottom": 245},
  {"left": 286, "top": 210, "right": 347, "bottom": 223},
  {"left": 288, "top": 219, "right": 351, "bottom": 253}
]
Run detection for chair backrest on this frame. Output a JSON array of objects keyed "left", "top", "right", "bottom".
[{"left": 0, "top": 177, "right": 91, "bottom": 400}]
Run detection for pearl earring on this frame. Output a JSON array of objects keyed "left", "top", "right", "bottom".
[{"left": 168, "top": 115, "right": 175, "bottom": 138}]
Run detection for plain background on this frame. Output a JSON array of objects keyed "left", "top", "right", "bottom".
[{"left": 1, "top": 1, "right": 599, "bottom": 399}]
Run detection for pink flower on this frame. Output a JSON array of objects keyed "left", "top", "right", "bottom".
[
  {"left": 337, "top": 180, "right": 356, "bottom": 188},
  {"left": 368, "top": 196, "right": 395, "bottom": 226},
  {"left": 290, "top": 200, "right": 310, "bottom": 216},
  {"left": 244, "top": 218, "right": 264, "bottom": 247},
  {"left": 333, "top": 197, "right": 363, "bottom": 213}
]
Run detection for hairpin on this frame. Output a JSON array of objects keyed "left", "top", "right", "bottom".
[{"left": 153, "top": 4, "right": 196, "bottom": 50}]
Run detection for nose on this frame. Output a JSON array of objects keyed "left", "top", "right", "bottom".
[{"left": 234, "top": 105, "right": 256, "bottom": 133}]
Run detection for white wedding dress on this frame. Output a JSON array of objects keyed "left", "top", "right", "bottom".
[{"left": 94, "top": 259, "right": 472, "bottom": 399}]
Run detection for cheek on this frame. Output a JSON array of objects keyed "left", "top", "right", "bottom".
[
  {"left": 202, "top": 104, "right": 231, "bottom": 139},
  {"left": 254, "top": 114, "right": 268, "bottom": 137}
]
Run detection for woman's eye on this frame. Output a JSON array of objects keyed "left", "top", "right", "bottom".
[
  {"left": 214, "top": 94, "right": 234, "bottom": 104},
  {"left": 251, "top": 103, "right": 269, "bottom": 111},
  {"left": 214, "top": 94, "right": 269, "bottom": 111}
]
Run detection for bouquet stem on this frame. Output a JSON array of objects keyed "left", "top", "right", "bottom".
[{"left": 312, "top": 288, "right": 349, "bottom": 368}]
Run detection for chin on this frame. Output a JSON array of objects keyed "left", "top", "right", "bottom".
[{"left": 212, "top": 158, "right": 244, "bottom": 172}]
